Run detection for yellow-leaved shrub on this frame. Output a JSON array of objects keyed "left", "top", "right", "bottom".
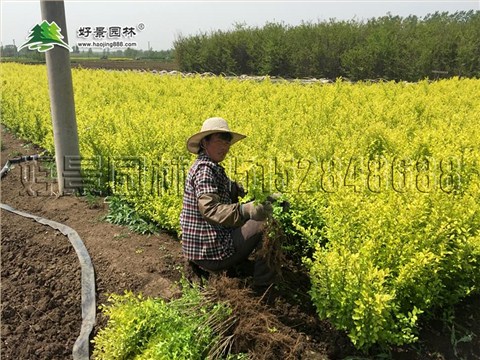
[{"left": 2, "top": 63, "right": 479, "bottom": 349}]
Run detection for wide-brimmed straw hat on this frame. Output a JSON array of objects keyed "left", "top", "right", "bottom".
[{"left": 187, "top": 117, "right": 246, "bottom": 154}]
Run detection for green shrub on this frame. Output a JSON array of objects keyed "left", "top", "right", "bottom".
[
  {"left": 92, "top": 283, "right": 231, "bottom": 359},
  {"left": 174, "top": 11, "right": 480, "bottom": 80}
]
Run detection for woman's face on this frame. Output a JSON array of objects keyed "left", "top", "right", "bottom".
[{"left": 203, "top": 133, "right": 231, "bottom": 163}]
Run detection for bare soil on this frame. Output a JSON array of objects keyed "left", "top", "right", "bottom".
[{"left": 1, "top": 125, "right": 479, "bottom": 359}]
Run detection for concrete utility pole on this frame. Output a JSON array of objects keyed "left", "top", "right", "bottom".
[{"left": 40, "top": 0, "right": 82, "bottom": 195}]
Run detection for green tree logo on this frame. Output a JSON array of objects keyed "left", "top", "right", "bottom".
[{"left": 19, "top": 20, "right": 71, "bottom": 52}]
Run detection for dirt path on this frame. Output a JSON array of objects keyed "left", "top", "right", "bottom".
[
  {"left": 1, "top": 125, "right": 479, "bottom": 359},
  {"left": 0, "top": 127, "right": 185, "bottom": 359}
]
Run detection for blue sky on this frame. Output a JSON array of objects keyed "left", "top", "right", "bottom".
[{"left": 1, "top": 1, "right": 479, "bottom": 51}]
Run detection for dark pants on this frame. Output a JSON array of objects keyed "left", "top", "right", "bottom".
[{"left": 193, "top": 220, "right": 276, "bottom": 286}]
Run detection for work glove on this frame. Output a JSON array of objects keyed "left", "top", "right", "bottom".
[
  {"left": 266, "top": 192, "right": 290, "bottom": 212},
  {"left": 230, "top": 181, "right": 246, "bottom": 202},
  {"left": 266, "top": 192, "right": 282, "bottom": 202},
  {"left": 240, "top": 201, "right": 273, "bottom": 221}
]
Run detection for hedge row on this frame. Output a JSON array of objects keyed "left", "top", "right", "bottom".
[{"left": 174, "top": 11, "right": 480, "bottom": 81}]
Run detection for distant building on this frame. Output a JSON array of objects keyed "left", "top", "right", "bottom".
[{"left": 1, "top": 44, "right": 18, "bottom": 57}]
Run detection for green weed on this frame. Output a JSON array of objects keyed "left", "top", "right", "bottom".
[{"left": 103, "top": 196, "right": 159, "bottom": 235}]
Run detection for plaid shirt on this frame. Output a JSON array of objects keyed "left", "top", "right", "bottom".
[{"left": 180, "top": 153, "right": 235, "bottom": 260}]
